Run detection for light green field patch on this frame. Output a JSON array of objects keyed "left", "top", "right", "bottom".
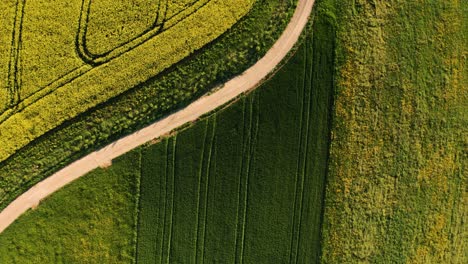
[
  {"left": 84, "top": 0, "right": 160, "bottom": 56},
  {"left": 0, "top": 0, "right": 17, "bottom": 111}
]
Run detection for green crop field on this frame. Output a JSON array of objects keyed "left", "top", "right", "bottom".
[
  {"left": 0, "top": 0, "right": 296, "bottom": 211},
  {"left": 0, "top": 10, "right": 336, "bottom": 262}
]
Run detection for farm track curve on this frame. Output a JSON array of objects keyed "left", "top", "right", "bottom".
[{"left": 0, "top": 0, "right": 315, "bottom": 234}]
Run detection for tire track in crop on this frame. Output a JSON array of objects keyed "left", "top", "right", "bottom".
[
  {"left": 289, "top": 33, "right": 312, "bottom": 264},
  {"left": 135, "top": 140, "right": 169, "bottom": 263},
  {"left": 288, "top": 41, "right": 307, "bottom": 264},
  {"left": 192, "top": 120, "right": 208, "bottom": 262},
  {"left": 162, "top": 0, "right": 211, "bottom": 28},
  {"left": 233, "top": 98, "right": 249, "bottom": 262},
  {"left": 157, "top": 0, "right": 169, "bottom": 26},
  {"left": 77, "top": 0, "right": 211, "bottom": 65},
  {"left": 195, "top": 117, "right": 216, "bottom": 264},
  {"left": 155, "top": 140, "right": 168, "bottom": 262},
  {"left": 235, "top": 94, "right": 260, "bottom": 264},
  {"left": 158, "top": 139, "right": 171, "bottom": 264},
  {"left": 133, "top": 148, "right": 143, "bottom": 263},
  {"left": 0, "top": 0, "right": 213, "bottom": 124},
  {"left": 200, "top": 118, "right": 217, "bottom": 263},
  {"left": 294, "top": 33, "right": 317, "bottom": 263},
  {"left": 234, "top": 97, "right": 252, "bottom": 263},
  {"left": 163, "top": 137, "right": 177, "bottom": 264},
  {"left": 7, "top": 0, "right": 26, "bottom": 107},
  {"left": 76, "top": 0, "right": 162, "bottom": 64}
]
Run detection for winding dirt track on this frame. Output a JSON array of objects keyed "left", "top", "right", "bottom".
[{"left": 0, "top": 0, "right": 315, "bottom": 233}]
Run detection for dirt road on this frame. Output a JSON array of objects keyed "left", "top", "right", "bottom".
[{"left": 0, "top": 0, "right": 315, "bottom": 233}]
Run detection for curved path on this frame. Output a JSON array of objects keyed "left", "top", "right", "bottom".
[{"left": 0, "top": 0, "right": 315, "bottom": 233}]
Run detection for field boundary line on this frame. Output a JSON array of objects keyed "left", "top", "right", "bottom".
[
  {"left": 0, "top": 0, "right": 315, "bottom": 234},
  {"left": 6, "top": 0, "right": 26, "bottom": 107},
  {"left": 157, "top": 140, "right": 170, "bottom": 264},
  {"left": 294, "top": 33, "right": 315, "bottom": 263},
  {"left": 76, "top": 0, "right": 212, "bottom": 64},
  {"left": 165, "top": 137, "right": 177, "bottom": 264},
  {"left": 196, "top": 118, "right": 216, "bottom": 264},
  {"left": 193, "top": 120, "right": 209, "bottom": 262},
  {"left": 288, "top": 35, "right": 309, "bottom": 264},
  {"left": 239, "top": 95, "right": 260, "bottom": 264},
  {"left": 233, "top": 98, "right": 249, "bottom": 262}
]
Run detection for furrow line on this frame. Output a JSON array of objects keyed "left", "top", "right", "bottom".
[
  {"left": 294, "top": 34, "right": 315, "bottom": 264},
  {"left": 165, "top": 136, "right": 177, "bottom": 264},
  {"left": 238, "top": 94, "right": 260, "bottom": 264},
  {"left": 158, "top": 139, "right": 170, "bottom": 264},
  {"left": 288, "top": 32, "right": 310, "bottom": 264},
  {"left": 193, "top": 120, "right": 209, "bottom": 262}
]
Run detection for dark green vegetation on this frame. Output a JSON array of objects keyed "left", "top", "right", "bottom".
[
  {"left": 0, "top": 0, "right": 296, "bottom": 211},
  {"left": 0, "top": 9, "right": 336, "bottom": 262},
  {"left": 321, "top": 0, "right": 467, "bottom": 263},
  {"left": 0, "top": 151, "right": 140, "bottom": 263}
]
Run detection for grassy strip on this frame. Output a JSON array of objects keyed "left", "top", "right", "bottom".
[
  {"left": 0, "top": 150, "right": 140, "bottom": 263},
  {"left": 0, "top": 0, "right": 296, "bottom": 211},
  {"left": 321, "top": 0, "right": 467, "bottom": 262}
]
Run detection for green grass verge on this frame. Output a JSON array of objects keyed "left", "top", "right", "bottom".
[
  {"left": 320, "top": 0, "right": 467, "bottom": 263},
  {"left": 0, "top": 0, "right": 296, "bottom": 211},
  {"left": 0, "top": 151, "right": 140, "bottom": 263}
]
